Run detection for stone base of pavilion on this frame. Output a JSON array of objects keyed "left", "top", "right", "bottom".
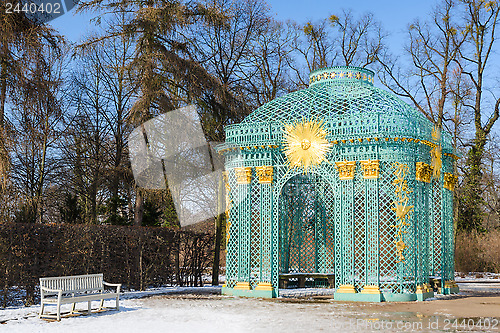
[
  {"left": 222, "top": 283, "right": 277, "bottom": 298},
  {"left": 222, "top": 285, "right": 446, "bottom": 301}
]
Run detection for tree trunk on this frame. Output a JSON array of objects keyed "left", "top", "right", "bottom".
[
  {"left": 134, "top": 187, "right": 144, "bottom": 226},
  {"left": 212, "top": 214, "right": 223, "bottom": 286},
  {"left": 212, "top": 175, "right": 224, "bottom": 285},
  {"left": 460, "top": 131, "right": 487, "bottom": 231},
  {"left": 0, "top": 59, "right": 6, "bottom": 127}
]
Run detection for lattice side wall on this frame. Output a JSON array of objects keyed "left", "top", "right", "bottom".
[{"left": 225, "top": 170, "right": 238, "bottom": 288}]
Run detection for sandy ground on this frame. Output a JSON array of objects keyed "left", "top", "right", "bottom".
[{"left": 363, "top": 283, "right": 500, "bottom": 318}]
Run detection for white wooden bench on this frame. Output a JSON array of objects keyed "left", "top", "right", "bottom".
[{"left": 39, "top": 274, "right": 121, "bottom": 321}]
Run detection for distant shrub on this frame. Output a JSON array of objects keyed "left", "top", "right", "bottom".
[{"left": 455, "top": 229, "right": 500, "bottom": 273}]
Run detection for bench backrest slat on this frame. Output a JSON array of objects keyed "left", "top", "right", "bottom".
[{"left": 40, "top": 274, "right": 104, "bottom": 294}]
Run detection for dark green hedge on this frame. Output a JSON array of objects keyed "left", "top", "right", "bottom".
[{"left": 0, "top": 223, "right": 213, "bottom": 306}]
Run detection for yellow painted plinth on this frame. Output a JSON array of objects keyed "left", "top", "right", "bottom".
[
  {"left": 416, "top": 284, "right": 432, "bottom": 294},
  {"left": 361, "top": 285, "right": 381, "bottom": 294},
  {"left": 336, "top": 284, "right": 357, "bottom": 293},
  {"left": 255, "top": 282, "right": 273, "bottom": 291},
  {"left": 234, "top": 282, "right": 251, "bottom": 290},
  {"left": 416, "top": 285, "right": 426, "bottom": 294},
  {"left": 444, "top": 280, "right": 458, "bottom": 288}
]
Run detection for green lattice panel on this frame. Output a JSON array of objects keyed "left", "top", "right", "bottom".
[
  {"left": 400, "top": 161, "right": 417, "bottom": 294},
  {"left": 365, "top": 177, "right": 379, "bottom": 286},
  {"left": 430, "top": 178, "right": 443, "bottom": 277},
  {"left": 260, "top": 182, "right": 273, "bottom": 283},
  {"left": 237, "top": 181, "right": 251, "bottom": 282},
  {"left": 226, "top": 170, "right": 238, "bottom": 288},
  {"left": 354, "top": 164, "right": 367, "bottom": 290},
  {"left": 378, "top": 161, "right": 398, "bottom": 293},
  {"left": 250, "top": 172, "right": 261, "bottom": 288},
  {"left": 340, "top": 171, "right": 355, "bottom": 286}
]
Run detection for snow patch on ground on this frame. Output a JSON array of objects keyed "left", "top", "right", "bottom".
[
  {"left": 1, "top": 277, "right": 500, "bottom": 333},
  {"left": 455, "top": 271, "right": 500, "bottom": 282},
  {"left": 0, "top": 286, "right": 221, "bottom": 331},
  {"left": 0, "top": 287, "right": 364, "bottom": 333}
]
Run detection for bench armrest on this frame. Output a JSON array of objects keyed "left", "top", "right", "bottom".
[
  {"left": 40, "top": 286, "right": 62, "bottom": 301},
  {"left": 40, "top": 286, "right": 63, "bottom": 293},
  {"left": 103, "top": 281, "right": 121, "bottom": 293}
]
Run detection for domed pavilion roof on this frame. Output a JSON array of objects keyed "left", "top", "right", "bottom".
[
  {"left": 221, "top": 66, "right": 454, "bottom": 154},
  {"left": 243, "top": 67, "right": 425, "bottom": 126}
]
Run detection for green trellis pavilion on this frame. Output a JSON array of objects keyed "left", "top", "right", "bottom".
[{"left": 217, "top": 66, "right": 459, "bottom": 302}]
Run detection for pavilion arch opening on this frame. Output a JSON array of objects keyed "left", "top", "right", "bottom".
[{"left": 278, "top": 173, "right": 336, "bottom": 288}]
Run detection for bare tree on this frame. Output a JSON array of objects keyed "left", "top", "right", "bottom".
[
  {"left": 10, "top": 44, "right": 68, "bottom": 223},
  {"left": 378, "top": 0, "right": 468, "bottom": 129},
  {"left": 456, "top": 0, "right": 500, "bottom": 231},
  {"left": 290, "top": 9, "right": 386, "bottom": 89},
  {"left": 245, "top": 20, "right": 295, "bottom": 105}
]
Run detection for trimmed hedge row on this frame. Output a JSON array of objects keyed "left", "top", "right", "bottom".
[{"left": 0, "top": 223, "right": 213, "bottom": 307}]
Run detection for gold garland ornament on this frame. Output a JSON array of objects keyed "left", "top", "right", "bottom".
[
  {"left": 283, "top": 119, "right": 331, "bottom": 173},
  {"left": 431, "top": 126, "right": 442, "bottom": 179},
  {"left": 391, "top": 162, "right": 414, "bottom": 263}
]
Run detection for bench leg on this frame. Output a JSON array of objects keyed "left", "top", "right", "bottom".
[
  {"left": 57, "top": 303, "right": 61, "bottom": 321},
  {"left": 298, "top": 277, "right": 306, "bottom": 288},
  {"left": 39, "top": 303, "right": 45, "bottom": 318},
  {"left": 71, "top": 302, "right": 76, "bottom": 314},
  {"left": 88, "top": 301, "right": 91, "bottom": 314},
  {"left": 116, "top": 296, "right": 119, "bottom": 311},
  {"left": 99, "top": 299, "right": 104, "bottom": 311}
]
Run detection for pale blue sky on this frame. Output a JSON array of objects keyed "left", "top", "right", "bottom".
[{"left": 50, "top": 0, "right": 437, "bottom": 54}]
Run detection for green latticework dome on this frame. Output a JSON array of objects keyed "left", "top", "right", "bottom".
[
  {"left": 221, "top": 66, "right": 453, "bottom": 155},
  {"left": 244, "top": 66, "right": 424, "bottom": 124}
]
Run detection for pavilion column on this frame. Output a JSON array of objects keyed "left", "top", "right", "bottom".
[
  {"left": 254, "top": 166, "right": 274, "bottom": 294},
  {"left": 234, "top": 167, "right": 252, "bottom": 291},
  {"left": 415, "top": 162, "right": 432, "bottom": 290},
  {"left": 334, "top": 161, "right": 356, "bottom": 292},
  {"left": 442, "top": 172, "right": 458, "bottom": 293},
  {"left": 360, "top": 160, "right": 381, "bottom": 291}
]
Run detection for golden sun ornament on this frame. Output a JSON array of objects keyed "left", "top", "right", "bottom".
[{"left": 283, "top": 119, "right": 331, "bottom": 173}]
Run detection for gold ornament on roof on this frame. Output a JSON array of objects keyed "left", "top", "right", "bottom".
[{"left": 283, "top": 119, "right": 331, "bottom": 173}]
